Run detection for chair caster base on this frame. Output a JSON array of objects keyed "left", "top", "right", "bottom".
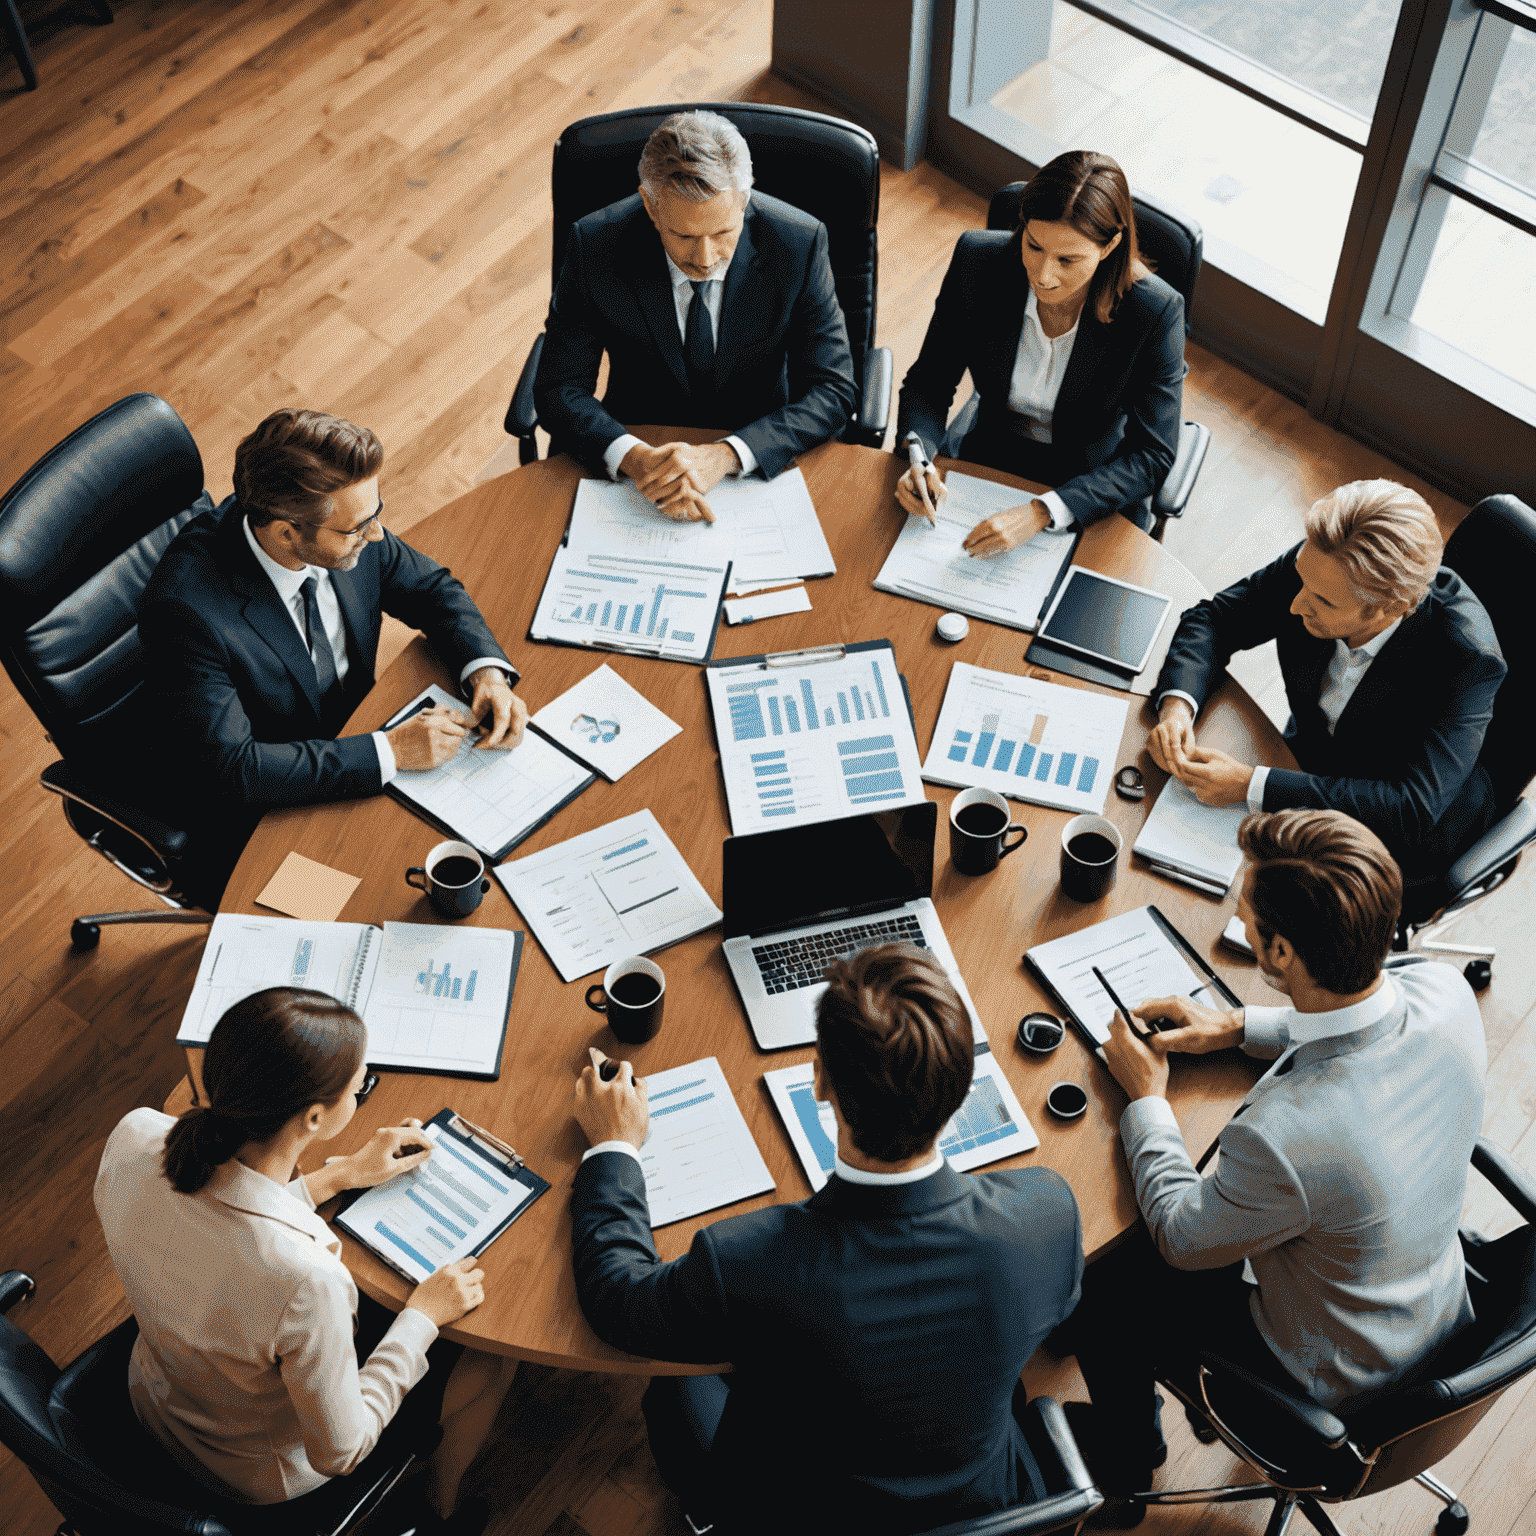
[
  {"left": 1436, "top": 1504, "right": 1470, "bottom": 1536},
  {"left": 70, "top": 920, "right": 100, "bottom": 951}
]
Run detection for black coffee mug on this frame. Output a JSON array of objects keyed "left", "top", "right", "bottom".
[
  {"left": 1046, "top": 1082, "right": 1088, "bottom": 1120},
  {"left": 1060, "top": 814, "right": 1122, "bottom": 902},
  {"left": 949, "top": 788, "right": 1027, "bottom": 875},
  {"left": 586, "top": 956, "right": 665, "bottom": 1045},
  {"left": 406, "top": 839, "right": 490, "bottom": 920}
]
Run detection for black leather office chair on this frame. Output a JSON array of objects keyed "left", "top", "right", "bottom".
[
  {"left": 0, "top": 393, "right": 219, "bottom": 950},
  {"left": 1137, "top": 1139, "right": 1536, "bottom": 1536},
  {"left": 966, "top": 181, "right": 1211, "bottom": 541},
  {"left": 2, "top": 0, "right": 113, "bottom": 91},
  {"left": 0, "top": 1271, "right": 432, "bottom": 1535},
  {"left": 504, "top": 101, "right": 891, "bottom": 463}
]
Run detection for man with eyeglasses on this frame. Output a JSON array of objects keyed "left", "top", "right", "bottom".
[{"left": 140, "top": 408, "right": 528, "bottom": 900}]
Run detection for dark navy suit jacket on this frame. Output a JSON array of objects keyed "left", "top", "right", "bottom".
[
  {"left": 896, "top": 230, "right": 1184, "bottom": 524},
  {"left": 533, "top": 192, "right": 857, "bottom": 480},
  {"left": 572, "top": 1151, "right": 1083, "bottom": 1534},
  {"left": 1154, "top": 544, "right": 1507, "bottom": 881},
  {"left": 139, "top": 496, "right": 511, "bottom": 815}
]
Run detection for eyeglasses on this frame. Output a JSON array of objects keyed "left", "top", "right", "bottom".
[
  {"left": 355, "top": 1072, "right": 380, "bottom": 1106},
  {"left": 286, "top": 500, "right": 384, "bottom": 542}
]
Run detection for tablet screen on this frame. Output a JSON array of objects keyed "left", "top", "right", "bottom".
[{"left": 1038, "top": 568, "right": 1172, "bottom": 673}]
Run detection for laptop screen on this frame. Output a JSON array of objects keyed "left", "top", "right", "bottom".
[{"left": 722, "top": 803, "right": 936, "bottom": 940}]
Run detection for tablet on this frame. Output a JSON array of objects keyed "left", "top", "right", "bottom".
[{"left": 1035, "top": 567, "right": 1173, "bottom": 674}]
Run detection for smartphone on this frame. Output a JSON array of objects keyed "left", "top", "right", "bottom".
[{"left": 1220, "top": 915, "right": 1255, "bottom": 957}]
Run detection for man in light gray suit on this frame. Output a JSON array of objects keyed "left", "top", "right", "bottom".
[{"left": 1060, "top": 808, "right": 1486, "bottom": 1523}]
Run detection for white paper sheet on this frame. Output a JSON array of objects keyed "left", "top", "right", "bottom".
[
  {"left": 723, "top": 584, "right": 812, "bottom": 625},
  {"left": 636, "top": 1057, "right": 775, "bottom": 1226},
  {"left": 491, "top": 809, "right": 721, "bottom": 981},
  {"left": 529, "top": 664, "right": 682, "bottom": 781},
  {"left": 1132, "top": 777, "right": 1248, "bottom": 889},
  {"left": 384, "top": 684, "right": 593, "bottom": 856},
  {"left": 873, "top": 470, "right": 1077, "bottom": 631},
  {"left": 706, "top": 643, "right": 927, "bottom": 835},
  {"left": 922, "top": 662, "right": 1128, "bottom": 814},
  {"left": 765, "top": 1038, "right": 1038, "bottom": 1192}
]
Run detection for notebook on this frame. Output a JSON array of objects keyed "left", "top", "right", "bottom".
[{"left": 1131, "top": 777, "right": 1248, "bottom": 892}]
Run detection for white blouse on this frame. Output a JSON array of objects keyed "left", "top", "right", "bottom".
[
  {"left": 1006, "top": 289, "right": 1080, "bottom": 443},
  {"left": 94, "top": 1108, "right": 437, "bottom": 1505}
]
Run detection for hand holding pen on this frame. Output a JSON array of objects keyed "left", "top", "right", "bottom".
[
  {"left": 895, "top": 433, "right": 946, "bottom": 524},
  {"left": 574, "top": 1047, "right": 650, "bottom": 1150},
  {"left": 1093, "top": 964, "right": 1172, "bottom": 1102}
]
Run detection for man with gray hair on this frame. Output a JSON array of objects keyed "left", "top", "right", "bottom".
[
  {"left": 1146, "top": 478, "right": 1505, "bottom": 906},
  {"left": 533, "top": 110, "right": 857, "bottom": 521}
]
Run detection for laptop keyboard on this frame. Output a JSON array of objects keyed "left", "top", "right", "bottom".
[{"left": 752, "top": 914, "right": 928, "bottom": 994}]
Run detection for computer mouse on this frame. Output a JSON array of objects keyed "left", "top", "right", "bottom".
[{"left": 937, "top": 612, "right": 969, "bottom": 642}]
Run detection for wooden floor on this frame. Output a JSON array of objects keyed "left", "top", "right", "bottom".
[{"left": 2, "top": 2, "right": 1534, "bottom": 1534}]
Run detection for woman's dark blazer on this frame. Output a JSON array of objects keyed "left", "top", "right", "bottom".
[{"left": 896, "top": 230, "right": 1185, "bottom": 525}]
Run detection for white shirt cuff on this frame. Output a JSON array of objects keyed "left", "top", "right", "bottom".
[
  {"left": 1246, "top": 765, "right": 1270, "bottom": 813},
  {"left": 582, "top": 1141, "right": 644, "bottom": 1168},
  {"left": 372, "top": 731, "right": 397, "bottom": 786},
  {"left": 1159, "top": 690, "right": 1200, "bottom": 719},
  {"left": 1240, "top": 1006, "right": 1291, "bottom": 1060},
  {"left": 604, "top": 434, "right": 646, "bottom": 481},
  {"left": 1120, "top": 1095, "right": 1180, "bottom": 1144},
  {"left": 1038, "top": 490, "right": 1074, "bottom": 532},
  {"left": 459, "top": 658, "right": 515, "bottom": 693},
  {"left": 390, "top": 1307, "right": 441, "bottom": 1350},
  {"left": 723, "top": 435, "right": 757, "bottom": 477}
]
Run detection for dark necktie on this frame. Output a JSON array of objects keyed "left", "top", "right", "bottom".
[
  {"left": 299, "top": 574, "right": 343, "bottom": 716},
  {"left": 685, "top": 279, "right": 715, "bottom": 395}
]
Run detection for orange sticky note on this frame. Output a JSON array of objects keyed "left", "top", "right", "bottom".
[{"left": 255, "top": 852, "right": 362, "bottom": 922}]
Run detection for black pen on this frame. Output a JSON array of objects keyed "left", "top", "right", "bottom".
[
  {"left": 1091, "top": 964, "right": 1157, "bottom": 1041},
  {"left": 598, "top": 1057, "right": 622, "bottom": 1082}
]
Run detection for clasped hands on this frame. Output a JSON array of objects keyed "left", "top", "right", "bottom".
[
  {"left": 1146, "top": 698, "right": 1253, "bottom": 808},
  {"left": 385, "top": 666, "right": 529, "bottom": 771},
  {"left": 893, "top": 462, "right": 1051, "bottom": 557},
  {"left": 621, "top": 440, "right": 740, "bottom": 524},
  {"left": 1101, "top": 994, "right": 1246, "bottom": 1102}
]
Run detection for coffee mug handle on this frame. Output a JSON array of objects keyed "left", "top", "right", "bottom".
[
  {"left": 480, "top": 879, "right": 490, "bottom": 893},
  {"left": 584, "top": 984, "right": 608, "bottom": 1014},
  {"left": 405, "top": 867, "right": 429, "bottom": 892},
  {"left": 999, "top": 825, "right": 1029, "bottom": 859}
]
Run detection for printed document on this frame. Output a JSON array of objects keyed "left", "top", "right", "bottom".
[
  {"left": 529, "top": 664, "right": 681, "bottom": 782},
  {"left": 922, "top": 663, "right": 1128, "bottom": 814},
  {"left": 385, "top": 684, "right": 594, "bottom": 858},
  {"left": 874, "top": 470, "right": 1076, "bottom": 630},
  {"left": 706, "top": 641, "right": 926, "bottom": 835},
  {"left": 635, "top": 1057, "right": 775, "bottom": 1226},
  {"left": 492, "top": 809, "right": 721, "bottom": 981},
  {"left": 1132, "top": 777, "right": 1247, "bottom": 890},
  {"left": 766, "top": 1038, "right": 1037, "bottom": 1191}
]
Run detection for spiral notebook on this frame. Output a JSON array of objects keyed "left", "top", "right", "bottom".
[{"left": 175, "top": 913, "right": 522, "bottom": 1079}]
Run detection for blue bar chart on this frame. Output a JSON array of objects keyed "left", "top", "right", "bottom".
[
  {"left": 722, "top": 662, "right": 892, "bottom": 746},
  {"left": 414, "top": 958, "right": 479, "bottom": 1003},
  {"left": 537, "top": 549, "right": 723, "bottom": 658}
]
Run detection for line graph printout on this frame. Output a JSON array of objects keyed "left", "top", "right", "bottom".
[
  {"left": 706, "top": 643, "right": 927, "bottom": 834},
  {"left": 765, "top": 1038, "right": 1037, "bottom": 1191},
  {"left": 636, "top": 1057, "right": 775, "bottom": 1227},
  {"left": 492, "top": 809, "right": 721, "bottom": 981},
  {"left": 385, "top": 685, "right": 595, "bottom": 858},
  {"left": 922, "top": 663, "right": 1128, "bottom": 814}
]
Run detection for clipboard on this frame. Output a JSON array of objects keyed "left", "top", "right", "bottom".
[{"left": 334, "top": 1108, "right": 551, "bottom": 1284}]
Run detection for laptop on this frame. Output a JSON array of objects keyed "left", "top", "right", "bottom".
[{"left": 722, "top": 802, "right": 983, "bottom": 1050}]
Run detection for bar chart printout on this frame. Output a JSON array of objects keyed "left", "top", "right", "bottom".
[
  {"left": 707, "top": 642, "right": 927, "bottom": 834},
  {"left": 922, "top": 662, "right": 1128, "bottom": 814}
]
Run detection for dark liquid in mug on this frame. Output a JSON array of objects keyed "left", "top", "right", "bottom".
[
  {"left": 609, "top": 973, "right": 661, "bottom": 1007},
  {"left": 955, "top": 804, "right": 1008, "bottom": 837},
  {"left": 1066, "top": 833, "right": 1118, "bottom": 865},
  {"left": 431, "top": 855, "right": 482, "bottom": 887}
]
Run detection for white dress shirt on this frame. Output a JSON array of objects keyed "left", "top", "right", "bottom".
[
  {"left": 242, "top": 517, "right": 509, "bottom": 786},
  {"left": 1160, "top": 614, "right": 1404, "bottom": 812},
  {"left": 94, "top": 1109, "right": 438, "bottom": 1504},
  {"left": 603, "top": 250, "right": 758, "bottom": 482},
  {"left": 581, "top": 1140, "right": 946, "bottom": 1187},
  {"left": 1006, "top": 290, "right": 1076, "bottom": 532}
]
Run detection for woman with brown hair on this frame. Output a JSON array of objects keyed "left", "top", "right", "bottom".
[
  {"left": 895, "top": 149, "right": 1186, "bottom": 553},
  {"left": 94, "top": 987, "right": 516, "bottom": 1534}
]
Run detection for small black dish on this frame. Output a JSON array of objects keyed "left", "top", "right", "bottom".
[
  {"left": 1018, "top": 1012, "right": 1066, "bottom": 1054},
  {"left": 1046, "top": 1082, "right": 1089, "bottom": 1120},
  {"left": 1114, "top": 765, "right": 1146, "bottom": 802}
]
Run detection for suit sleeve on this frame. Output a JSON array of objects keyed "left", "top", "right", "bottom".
[
  {"left": 1259, "top": 644, "right": 1504, "bottom": 846},
  {"left": 533, "top": 225, "right": 635, "bottom": 478},
  {"left": 1152, "top": 546, "right": 1304, "bottom": 710},
  {"left": 733, "top": 222, "right": 856, "bottom": 479},
  {"left": 1053, "top": 289, "right": 1185, "bottom": 526},
  {"left": 570, "top": 1151, "right": 734, "bottom": 1363},
  {"left": 140, "top": 595, "right": 383, "bottom": 808},
  {"left": 894, "top": 237, "right": 978, "bottom": 461}
]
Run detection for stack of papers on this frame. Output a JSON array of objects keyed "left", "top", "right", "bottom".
[
  {"left": 1132, "top": 777, "right": 1247, "bottom": 892},
  {"left": 874, "top": 470, "right": 1077, "bottom": 631},
  {"left": 528, "top": 664, "right": 681, "bottom": 782}
]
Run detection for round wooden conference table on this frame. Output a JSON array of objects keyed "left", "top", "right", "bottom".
[{"left": 170, "top": 430, "right": 1294, "bottom": 1374}]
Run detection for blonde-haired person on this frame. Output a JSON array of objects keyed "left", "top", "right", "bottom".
[{"left": 1148, "top": 479, "right": 1505, "bottom": 912}]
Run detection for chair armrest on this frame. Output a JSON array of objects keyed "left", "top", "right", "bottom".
[
  {"left": 845, "top": 346, "right": 893, "bottom": 449},
  {"left": 503, "top": 332, "right": 545, "bottom": 462},
  {"left": 1472, "top": 1138, "right": 1536, "bottom": 1224},
  {"left": 39, "top": 760, "right": 188, "bottom": 859},
  {"left": 1153, "top": 420, "right": 1211, "bottom": 519},
  {"left": 1198, "top": 1352, "right": 1349, "bottom": 1469},
  {"left": 0, "top": 1272, "right": 35, "bottom": 1314},
  {"left": 1446, "top": 799, "right": 1536, "bottom": 903}
]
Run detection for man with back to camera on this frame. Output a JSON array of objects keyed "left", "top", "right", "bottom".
[
  {"left": 532, "top": 109, "right": 857, "bottom": 524},
  {"left": 568, "top": 943, "right": 1084, "bottom": 1535},
  {"left": 1057, "top": 809, "right": 1486, "bottom": 1525},
  {"left": 139, "top": 408, "right": 529, "bottom": 895},
  {"left": 1147, "top": 478, "right": 1505, "bottom": 914}
]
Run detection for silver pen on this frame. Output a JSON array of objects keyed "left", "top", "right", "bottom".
[{"left": 1147, "top": 861, "right": 1229, "bottom": 899}]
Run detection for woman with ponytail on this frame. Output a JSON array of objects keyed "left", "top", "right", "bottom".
[{"left": 95, "top": 987, "right": 515, "bottom": 1534}]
